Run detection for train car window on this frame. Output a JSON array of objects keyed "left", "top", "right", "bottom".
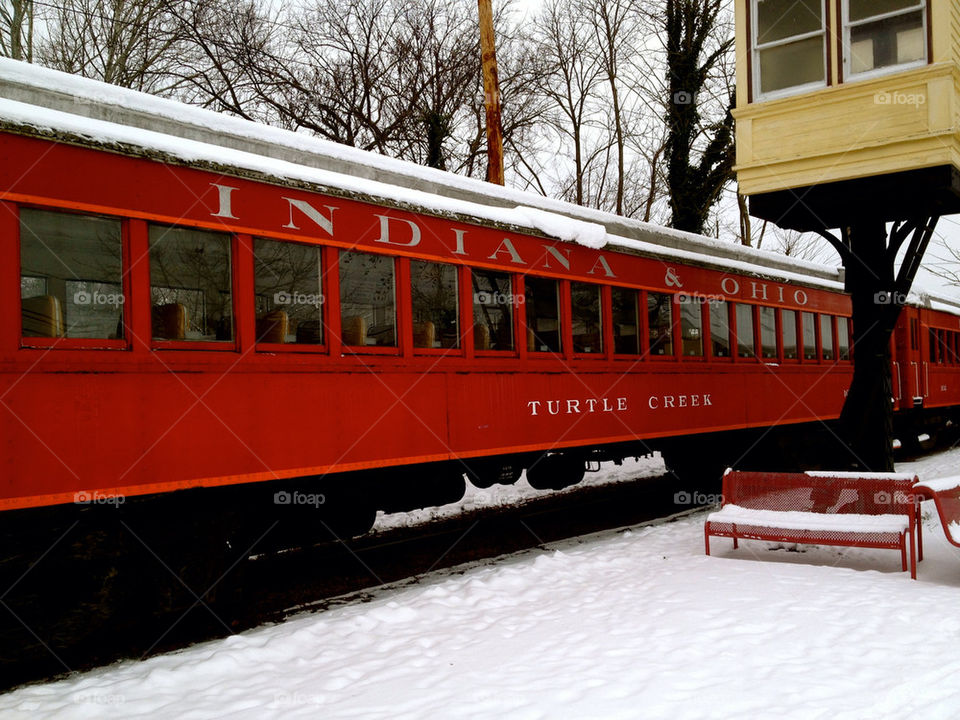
[
  {"left": 253, "top": 238, "right": 323, "bottom": 345},
  {"left": 648, "top": 292, "right": 674, "bottom": 356},
  {"left": 837, "top": 316, "right": 850, "bottom": 360},
  {"left": 760, "top": 306, "right": 777, "bottom": 359},
  {"left": 410, "top": 260, "right": 459, "bottom": 349},
  {"left": 472, "top": 270, "right": 514, "bottom": 351},
  {"left": 20, "top": 208, "right": 123, "bottom": 340},
  {"left": 571, "top": 282, "right": 603, "bottom": 354},
  {"left": 910, "top": 318, "right": 918, "bottom": 350},
  {"left": 525, "top": 277, "right": 562, "bottom": 353},
  {"left": 735, "top": 304, "right": 755, "bottom": 358},
  {"left": 929, "top": 328, "right": 938, "bottom": 362},
  {"left": 149, "top": 225, "right": 233, "bottom": 342},
  {"left": 709, "top": 300, "right": 731, "bottom": 357},
  {"left": 801, "top": 311, "right": 817, "bottom": 360},
  {"left": 782, "top": 310, "right": 798, "bottom": 359},
  {"left": 820, "top": 315, "right": 835, "bottom": 360},
  {"left": 679, "top": 299, "right": 703, "bottom": 356},
  {"left": 938, "top": 330, "right": 950, "bottom": 364},
  {"left": 338, "top": 250, "right": 396, "bottom": 347},
  {"left": 611, "top": 287, "right": 640, "bottom": 354}
]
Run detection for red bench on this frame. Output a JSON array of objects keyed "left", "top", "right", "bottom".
[
  {"left": 914, "top": 477, "right": 960, "bottom": 549},
  {"left": 704, "top": 470, "right": 922, "bottom": 579}
]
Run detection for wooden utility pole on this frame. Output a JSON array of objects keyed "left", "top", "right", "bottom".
[{"left": 478, "top": 0, "right": 504, "bottom": 185}]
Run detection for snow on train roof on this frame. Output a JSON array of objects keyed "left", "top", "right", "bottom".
[{"left": 0, "top": 56, "right": 927, "bottom": 297}]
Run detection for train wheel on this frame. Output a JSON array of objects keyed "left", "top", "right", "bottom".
[
  {"left": 525, "top": 454, "right": 585, "bottom": 491},
  {"left": 463, "top": 458, "right": 524, "bottom": 489}
]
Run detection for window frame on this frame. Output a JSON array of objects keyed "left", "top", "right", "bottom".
[
  {"left": 408, "top": 257, "right": 464, "bottom": 357},
  {"left": 751, "top": 0, "right": 829, "bottom": 101},
  {"left": 837, "top": 315, "right": 852, "bottom": 361},
  {"left": 732, "top": 302, "right": 759, "bottom": 361},
  {"left": 148, "top": 224, "right": 239, "bottom": 351},
  {"left": 524, "top": 275, "right": 564, "bottom": 356},
  {"left": 470, "top": 267, "right": 519, "bottom": 357},
  {"left": 610, "top": 285, "right": 643, "bottom": 359},
  {"left": 18, "top": 205, "right": 130, "bottom": 351},
  {"left": 706, "top": 299, "right": 734, "bottom": 362},
  {"left": 253, "top": 238, "right": 330, "bottom": 355},
  {"left": 336, "top": 248, "right": 400, "bottom": 355},
  {"left": 841, "top": 0, "right": 928, "bottom": 83},
  {"left": 569, "top": 279, "right": 605, "bottom": 357},
  {"left": 646, "top": 290, "right": 678, "bottom": 361},
  {"left": 678, "top": 296, "right": 706, "bottom": 360}
]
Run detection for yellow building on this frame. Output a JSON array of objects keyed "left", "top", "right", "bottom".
[{"left": 735, "top": 0, "right": 960, "bottom": 229}]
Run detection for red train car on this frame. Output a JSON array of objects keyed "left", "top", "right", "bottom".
[{"left": 0, "top": 72, "right": 855, "bottom": 514}]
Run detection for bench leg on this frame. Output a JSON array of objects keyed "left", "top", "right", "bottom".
[
  {"left": 910, "top": 528, "right": 918, "bottom": 580},
  {"left": 733, "top": 536, "right": 738, "bottom": 550},
  {"left": 704, "top": 524, "right": 711, "bottom": 555},
  {"left": 917, "top": 506, "right": 924, "bottom": 562},
  {"left": 901, "top": 540, "right": 907, "bottom": 573}
]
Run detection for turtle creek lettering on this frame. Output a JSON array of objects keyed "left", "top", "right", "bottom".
[
  {"left": 647, "top": 394, "right": 712, "bottom": 409},
  {"left": 527, "top": 397, "right": 628, "bottom": 416}
]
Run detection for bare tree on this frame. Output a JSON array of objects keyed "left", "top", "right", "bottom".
[
  {"left": 533, "top": 0, "right": 603, "bottom": 206},
  {"left": 165, "top": 0, "right": 289, "bottom": 125},
  {"left": 38, "top": 0, "right": 190, "bottom": 93},
  {"left": 1, "top": 0, "right": 33, "bottom": 61},
  {"left": 582, "top": 0, "right": 637, "bottom": 215}
]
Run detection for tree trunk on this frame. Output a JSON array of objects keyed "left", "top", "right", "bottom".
[{"left": 838, "top": 221, "right": 897, "bottom": 471}]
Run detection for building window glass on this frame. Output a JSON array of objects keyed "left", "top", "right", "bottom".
[
  {"left": 821, "top": 315, "right": 835, "bottom": 360},
  {"left": 411, "top": 260, "right": 459, "bottom": 349},
  {"left": 571, "top": 282, "right": 602, "bottom": 354},
  {"left": 679, "top": 299, "right": 703, "bottom": 357},
  {"left": 709, "top": 300, "right": 731, "bottom": 358},
  {"left": 472, "top": 270, "right": 514, "bottom": 351},
  {"left": 845, "top": 0, "right": 925, "bottom": 77},
  {"left": 611, "top": 287, "right": 639, "bottom": 355},
  {"left": 648, "top": 292, "right": 674, "bottom": 356},
  {"left": 526, "top": 277, "right": 562, "bottom": 353},
  {"left": 20, "top": 208, "right": 123, "bottom": 340},
  {"left": 754, "top": 0, "right": 826, "bottom": 96},
  {"left": 150, "top": 225, "right": 233, "bottom": 342},
  {"left": 253, "top": 239, "right": 323, "bottom": 345},
  {"left": 760, "top": 306, "right": 777, "bottom": 359},
  {"left": 735, "top": 303, "right": 755, "bottom": 357},
  {"left": 339, "top": 250, "right": 396, "bottom": 347},
  {"left": 802, "top": 311, "right": 817, "bottom": 360}
]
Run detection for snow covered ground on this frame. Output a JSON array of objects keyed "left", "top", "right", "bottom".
[{"left": 4, "top": 449, "right": 960, "bottom": 719}]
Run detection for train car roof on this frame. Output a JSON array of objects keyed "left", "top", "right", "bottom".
[{"left": 0, "top": 56, "right": 949, "bottom": 306}]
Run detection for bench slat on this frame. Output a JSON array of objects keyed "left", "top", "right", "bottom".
[{"left": 707, "top": 504, "right": 909, "bottom": 534}]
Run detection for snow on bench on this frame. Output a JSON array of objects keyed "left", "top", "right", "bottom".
[
  {"left": 704, "top": 470, "right": 922, "bottom": 579},
  {"left": 707, "top": 505, "right": 910, "bottom": 534},
  {"left": 914, "top": 476, "right": 960, "bottom": 547}
]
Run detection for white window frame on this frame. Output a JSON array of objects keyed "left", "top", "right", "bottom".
[
  {"left": 842, "top": 0, "right": 927, "bottom": 82},
  {"left": 752, "top": 0, "right": 828, "bottom": 101}
]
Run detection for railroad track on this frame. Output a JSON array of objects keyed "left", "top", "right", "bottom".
[{"left": 2, "top": 470, "right": 694, "bottom": 692}]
